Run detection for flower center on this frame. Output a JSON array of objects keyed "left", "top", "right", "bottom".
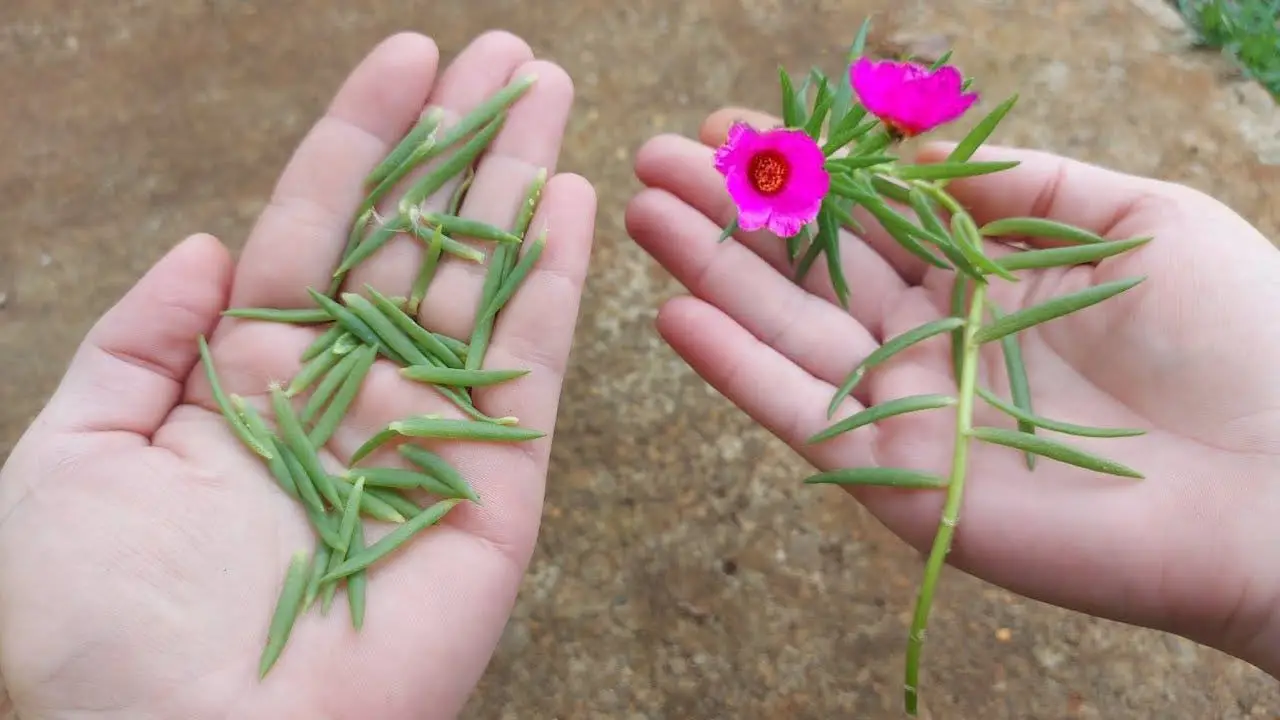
[{"left": 747, "top": 150, "right": 790, "bottom": 195}]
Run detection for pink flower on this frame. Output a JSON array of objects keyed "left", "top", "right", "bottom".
[
  {"left": 713, "top": 123, "right": 829, "bottom": 238},
  {"left": 850, "top": 57, "right": 979, "bottom": 137}
]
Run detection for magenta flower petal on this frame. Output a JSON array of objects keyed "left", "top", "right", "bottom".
[
  {"left": 714, "top": 122, "right": 756, "bottom": 174},
  {"left": 850, "top": 57, "right": 979, "bottom": 137},
  {"left": 713, "top": 123, "right": 829, "bottom": 239}
]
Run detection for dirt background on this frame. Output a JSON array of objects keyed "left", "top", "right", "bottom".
[{"left": 2, "top": 0, "right": 1279, "bottom": 718}]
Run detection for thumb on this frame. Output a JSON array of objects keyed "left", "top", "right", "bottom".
[
  {"left": 43, "top": 233, "right": 234, "bottom": 438},
  {"left": 914, "top": 141, "right": 1174, "bottom": 244}
]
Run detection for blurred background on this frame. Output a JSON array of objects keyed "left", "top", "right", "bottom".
[{"left": 2, "top": 0, "right": 1278, "bottom": 717}]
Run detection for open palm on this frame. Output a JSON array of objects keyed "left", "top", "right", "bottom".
[
  {"left": 627, "top": 107, "right": 1280, "bottom": 675},
  {"left": 0, "top": 32, "right": 594, "bottom": 720}
]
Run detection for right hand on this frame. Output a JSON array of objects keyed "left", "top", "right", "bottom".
[{"left": 626, "top": 106, "right": 1280, "bottom": 676}]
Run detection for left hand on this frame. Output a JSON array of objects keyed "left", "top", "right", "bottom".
[{"left": 0, "top": 31, "right": 595, "bottom": 720}]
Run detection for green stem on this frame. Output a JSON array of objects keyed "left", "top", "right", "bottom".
[
  {"left": 903, "top": 280, "right": 986, "bottom": 716},
  {"left": 915, "top": 180, "right": 964, "bottom": 216}
]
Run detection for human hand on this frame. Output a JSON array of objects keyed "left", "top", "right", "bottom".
[
  {"left": 0, "top": 31, "right": 594, "bottom": 720},
  {"left": 627, "top": 106, "right": 1280, "bottom": 675}
]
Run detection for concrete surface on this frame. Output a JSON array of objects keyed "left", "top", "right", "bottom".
[{"left": 2, "top": 0, "right": 1279, "bottom": 717}]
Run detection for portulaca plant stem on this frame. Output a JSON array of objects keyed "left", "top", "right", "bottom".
[{"left": 904, "top": 276, "right": 986, "bottom": 716}]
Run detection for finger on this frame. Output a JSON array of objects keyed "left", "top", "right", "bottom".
[
  {"left": 913, "top": 142, "right": 1171, "bottom": 245},
  {"left": 627, "top": 187, "right": 878, "bottom": 400},
  {"left": 343, "top": 32, "right": 537, "bottom": 306},
  {"left": 310, "top": 174, "right": 596, "bottom": 558},
  {"left": 655, "top": 295, "right": 877, "bottom": 471},
  {"left": 701, "top": 106, "right": 936, "bottom": 285},
  {"left": 415, "top": 59, "right": 576, "bottom": 339},
  {"left": 463, "top": 174, "right": 597, "bottom": 541},
  {"left": 44, "top": 234, "right": 233, "bottom": 438},
  {"left": 633, "top": 132, "right": 909, "bottom": 340},
  {"left": 279, "top": 176, "right": 597, "bottom": 717},
  {"left": 230, "top": 33, "right": 441, "bottom": 309}
]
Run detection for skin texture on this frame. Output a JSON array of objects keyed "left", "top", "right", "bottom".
[
  {"left": 0, "top": 32, "right": 596, "bottom": 720},
  {"left": 626, "top": 107, "right": 1280, "bottom": 680}
]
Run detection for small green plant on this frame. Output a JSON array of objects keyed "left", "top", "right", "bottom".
[{"left": 1174, "top": 0, "right": 1280, "bottom": 101}]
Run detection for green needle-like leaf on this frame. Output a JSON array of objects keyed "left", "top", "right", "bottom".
[
  {"left": 928, "top": 50, "right": 954, "bottom": 70},
  {"left": 804, "top": 467, "right": 948, "bottom": 489},
  {"left": 785, "top": 224, "right": 810, "bottom": 262},
  {"left": 947, "top": 94, "right": 1018, "bottom": 163},
  {"left": 718, "top": 216, "right": 739, "bottom": 244},
  {"left": 991, "top": 306, "right": 1037, "bottom": 469},
  {"left": 976, "top": 387, "right": 1146, "bottom": 438},
  {"left": 827, "top": 317, "right": 966, "bottom": 417},
  {"left": 950, "top": 212, "right": 1018, "bottom": 282},
  {"left": 825, "top": 197, "right": 865, "bottom": 235},
  {"left": 969, "top": 426, "right": 1144, "bottom": 478},
  {"left": 948, "top": 276, "right": 968, "bottom": 381},
  {"left": 973, "top": 277, "right": 1145, "bottom": 344},
  {"left": 848, "top": 16, "right": 873, "bottom": 60},
  {"left": 779, "top": 68, "right": 806, "bottom": 128},
  {"left": 854, "top": 128, "right": 893, "bottom": 156},
  {"left": 868, "top": 174, "right": 912, "bottom": 204},
  {"left": 817, "top": 204, "right": 849, "bottom": 308},
  {"left": 825, "top": 155, "right": 897, "bottom": 173},
  {"left": 979, "top": 216, "right": 1106, "bottom": 245},
  {"left": 905, "top": 189, "right": 983, "bottom": 279},
  {"left": 892, "top": 160, "right": 1019, "bottom": 181},
  {"left": 996, "top": 236, "right": 1152, "bottom": 271},
  {"left": 803, "top": 74, "right": 833, "bottom": 138},
  {"left": 794, "top": 226, "right": 825, "bottom": 283},
  {"left": 834, "top": 179, "right": 950, "bottom": 270},
  {"left": 821, "top": 111, "right": 874, "bottom": 154},
  {"left": 809, "top": 394, "right": 956, "bottom": 444}
]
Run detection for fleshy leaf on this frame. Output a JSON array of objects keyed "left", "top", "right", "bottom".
[
  {"left": 973, "top": 277, "right": 1145, "bottom": 344},
  {"left": 951, "top": 212, "right": 1019, "bottom": 282},
  {"left": 847, "top": 16, "right": 874, "bottom": 61},
  {"left": 980, "top": 216, "right": 1106, "bottom": 245},
  {"left": 794, "top": 228, "right": 825, "bottom": 282},
  {"left": 825, "top": 155, "right": 897, "bottom": 172},
  {"left": 804, "top": 73, "right": 834, "bottom": 138},
  {"left": 906, "top": 189, "right": 984, "bottom": 279},
  {"left": 780, "top": 68, "right": 806, "bottom": 128},
  {"left": 969, "top": 426, "right": 1144, "bottom": 478},
  {"left": 804, "top": 467, "right": 948, "bottom": 489},
  {"left": 817, "top": 203, "right": 850, "bottom": 308},
  {"left": 976, "top": 387, "right": 1146, "bottom": 438},
  {"left": 947, "top": 94, "right": 1018, "bottom": 163},
  {"left": 827, "top": 317, "right": 966, "bottom": 417},
  {"left": 786, "top": 224, "right": 811, "bottom": 262},
  {"left": 991, "top": 306, "right": 1037, "bottom": 468},
  {"left": 868, "top": 174, "right": 912, "bottom": 204},
  {"left": 809, "top": 394, "right": 956, "bottom": 444},
  {"left": 854, "top": 129, "right": 894, "bottom": 156},
  {"left": 948, "top": 276, "right": 968, "bottom": 380},
  {"left": 825, "top": 196, "right": 865, "bottom": 235},
  {"left": 718, "top": 216, "right": 740, "bottom": 244},
  {"left": 835, "top": 179, "right": 950, "bottom": 269},
  {"left": 892, "top": 160, "right": 1020, "bottom": 181},
  {"left": 822, "top": 113, "right": 876, "bottom": 155},
  {"left": 996, "top": 236, "right": 1151, "bottom": 271}
]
